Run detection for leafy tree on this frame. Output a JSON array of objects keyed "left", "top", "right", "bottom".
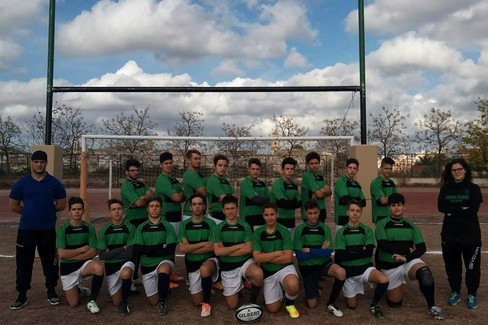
[
  {"left": 170, "top": 111, "right": 205, "bottom": 165},
  {"left": 462, "top": 98, "right": 488, "bottom": 175},
  {"left": 319, "top": 118, "right": 359, "bottom": 161},
  {"left": 0, "top": 114, "right": 23, "bottom": 173},
  {"left": 101, "top": 105, "right": 157, "bottom": 155},
  {"left": 272, "top": 115, "right": 309, "bottom": 157},
  {"left": 368, "top": 106, "right": 409, "bottom": 158}
]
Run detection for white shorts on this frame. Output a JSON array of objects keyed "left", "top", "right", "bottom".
[
  {"left": 343, "top": 266, "right": 375, "bottom": 298},
  {"left": 263, "top": 265, "right": 298, "bottom": 305},
  {"left": 60, "top": 260, "right": 92, "bottom": 291},
  {"left": 169, "top": 221, "right": 180, "bottom": 237},
  {"left": 382, "top": 258, "right": 423, "bottom": 290},
  {"left": 106, "top": 261, "right": 135, "bottom": 296},
  {"left": 182, "top": 214, "right": 192, "bottom": 222},
  {"left": 142, "top": 260, "right": 175, "bottom": 297},
  {"left": 335, "top": 225, "right": 343, "bottom": 234},
  {"left": 222, "top": 258, "right": 255, "bottom": 297},
  {"left": 188, "top": 257, "right": 219, "bottom": 295}
]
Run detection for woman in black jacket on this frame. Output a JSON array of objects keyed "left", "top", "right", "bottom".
[{"left": 438, "top": 158, "right": 483, "bottom": 309}]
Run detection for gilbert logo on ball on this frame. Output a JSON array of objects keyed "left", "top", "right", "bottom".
[{"left": 235, "top": 304, "right": 263, "bottom": 322}]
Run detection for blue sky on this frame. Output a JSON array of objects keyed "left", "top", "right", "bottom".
[{"left": 0, "top": 0, "right": 487, "bottom": 141}]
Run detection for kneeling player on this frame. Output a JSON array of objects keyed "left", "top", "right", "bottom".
[
  {"left": 252, "top": 202, "right": 300, "bottom": 319},
  {"left": 134, "top": 197, "right": 177, "bottom": 316},
  {"left": 56, "top": 197, "right": 104, "bottom": 313},
  {"left": 375, "top": 193, "right": 445, "bottom": 320},
  {"left": 97, "top": 199, "right": 136, "bottom": 316},
  {"left": 212, "top": 195, "right": 263, "bottom": 313},
  {"left": 293, "top": 199, "right": 346, "bottom": 317},
  {"left": 179, "top": 194, "right": 219, "bottom": 317},
  {"left": 335, "top": 200, "right": 389, "bottom": 319}
]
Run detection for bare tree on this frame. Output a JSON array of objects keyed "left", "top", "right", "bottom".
[
  {"left": 416, "top": 107, "right": 463, "bottom": 176},
  {"left": 0, "top": 114, "right": 23, "bottom": 173},
  {"left": 462, "top": 98, "right": 488, "bottom": 175},
  {"left": 101, "top": 106, "right": 157, "bottom": 154},
  {"left": 273, "top": 115, "right": 309, "bottom": 156},
  {"left": 170, "top": 111, "right": 204, "bottom": 164},
  {"left": 319, "top": 118, "right": 359, "bottom": 159},
  {"left": 217, "top": 123, "right": 260, "bottom": 165},
  {"left": 368, "top": 106, "right": 409, "bottom": 158}
]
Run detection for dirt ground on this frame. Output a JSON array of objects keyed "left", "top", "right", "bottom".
[{"left": 0, "top": 187, "right": 486, "bottom": 324}]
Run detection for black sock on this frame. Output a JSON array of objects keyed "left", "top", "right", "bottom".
[
  {"left": 202, "top": 276, "right": 212, "bottom": 303},
  {"left": 250, "top": 284, "right": 262, "bottom": 304},
  {"left": 371, "top": 282, "right": 388, "bottom": 306},
  {"left": 121, "top": 278, "right": 132, "bottom": 303},
  {"left": 327, "top": 279, "right": 345, "bottom": 305},
  {"left": 90, "top": 275, "right": 104, "bottom": 301},
  {"left": 158, "top": 273, "right": 170, "bottom": 302},
  {"left": 419, "top": 282, "right": 435, "bottom": 308},
  {"left": 284, "top": 296, "right": 295, "bottom": 306}
]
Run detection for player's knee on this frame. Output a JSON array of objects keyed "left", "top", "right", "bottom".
[
  {"left": 121, "top": 268, "right": 133, "bottom": 279},
  {"left": 416, "top": 266, "right": 434, "bottom": 287},
  {"left": 387, "top": 297, "right": 403, "bottom": 308}
]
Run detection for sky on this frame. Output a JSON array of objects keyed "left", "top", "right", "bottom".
[{"left": 0, "top": 0, "right": 487, "bottom": 144}]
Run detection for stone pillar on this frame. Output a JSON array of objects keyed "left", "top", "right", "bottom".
[{"left": 349, "top": 144, "right": 378, "bottom": 230}]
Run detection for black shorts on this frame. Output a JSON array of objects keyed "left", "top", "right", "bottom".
[{"left": 299, "top": 259, "right": 334, "bottom": 299}]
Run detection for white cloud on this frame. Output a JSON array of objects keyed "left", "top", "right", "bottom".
[
  {"left": 284, "top": 47, "right": 308, "bottom": 68},
  {"left": 212, "top": 59, "right": 243, "bottom": 76}
]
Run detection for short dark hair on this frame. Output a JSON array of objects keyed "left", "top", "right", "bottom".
[
  {"left": 388, "top": 193, "right": 405, "bottom": 205},
  {"left": 347, "top": 199, "right": 363, "bottom": 210},
  {"left": 68, "top": 196, "right": 84, "bottom": 209},
  {"left": 160, "top": 151, "right": 173, "bottom": 163},
  {"left": 305, "top": 151, "right": 320, "bottom": 164},
  {"left": 248, "top": 158, "right": 261, "bottom": 167},
  {"left": 189, "top": 193, "right": 206, "bottom": 205},
  {"left": 304, "top": 198, "right": 319, "bottom": 211},
  {"left": 186, "top": 149, "right": 201, "bottom": 159},
  {"left": 281, "top": 157, "right": 297, "bottom": 169},
  {"left": 263, "top": 201, "right": 278, "bottom": 212},
  {"left": 213, "top": 154, "right": 229, "bottom": 166},
  {"left": 381, "top": 157, "right": 395, "bottom": 167},
  {"left": 222, "top": 195, "right": 238, "bottom": 207},
  {"left": 107, "top": 198, "right": 123, "bottom": 209},
  {"left": 346, "top": 158, "right": 359, "bottom": 167},
  {"left": 125, "top": 158, "right": 141, "bottom": 171},
  {"left": 147, "top": 196, "right": 162, "bottom": 206}
]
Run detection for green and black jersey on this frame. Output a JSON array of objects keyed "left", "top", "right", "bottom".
[
  {"left": 211, "top": 219, "right": 252, "bottom": 271},
  {"left": 293, "top": 221, "right": 333, "bottom": 267},
  {"left": 335, "top": 223, "right": 375, "bottom": 277},
  {"left": 206, "top": 174, "right": 233, "bottom": 220},
  {"left": 121, "top": 178, "right": 150, "bottom": 223},
  {"left": 178, "top": 217, "right": 216, "bottom": 272},
  {"left": 252, "top": 224, "right": 293, "bottom": 278},
  {"left": 183, "top": 169, "right": 207, "bottom": 216},
  {"left": 155, "top": 173, "right": 183, "bottom": 222},
  {"left": 370, "top": 175, "right": 397, "bottom": 223},
  {"left": 270, "top": 178, "right": 301, "bottom": 228},
  {"left": 301, "top": 170, "right": 327, "bottom": 221},
  {"left": 239, "top": 176, "right": 269, "bottom": 226},
  {"left": 334, "top": 176, "right": 365, "bottom": 226},
  {"left": 56, "top": 221, "right": 97, "bottom": 275},
  {"left": 97, "top": 221, "right": 136, "bottom": 275}
]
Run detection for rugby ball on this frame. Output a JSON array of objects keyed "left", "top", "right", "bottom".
[{"left": 235, "top": 304, "right": 263, "bottom": 322}]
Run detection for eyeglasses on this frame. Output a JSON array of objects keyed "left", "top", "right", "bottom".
[{"left": 451, "top": 168, "right": 464, "bottom": 173}]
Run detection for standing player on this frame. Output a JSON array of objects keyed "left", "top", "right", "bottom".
[
  {"left": 370, "top": 157, "right": 397, "bottom": 224},
  {"left": 293, "top": 199, "right": 346, "bottom": 317},
  {"left": 270, "top": 157, "right": 302, "bottom": 236},
  {"left": 212, "top": 195, "right": 263, "bottom": 310},
  {"left": 120, "top": 158, "right": 153, "bottom": 285},
  {"left": 376, "top": 193, "right": 445, "bottom": 320},
  {"left": 97, "top": 199, "right": 136, "bottom": 317},
  {"left": 182, "top": 149, "right": 207, "bottom": 221},
  {"left": 335, "top": 200, "right": 389, "bottom": 319},
  {"left": 134, "top": 197, "right": 177, "bottom": 316},
  {"left": 239, "top": 158, "right": 270, "bottom": 231},
  {"left": 9, "top": 150, "right": 66, "bottom": 310},
  {"left": 206, "top": 154, "right": 233, "bottom": 224},
  {"left": 179, "top": 194, "right": 219, "bottom": 317},
  {"left": 334, "top": 158, "right": 366, "bottom": 230},
  {"left": 56, "top": 197, "right": 105, "bottom": 313},
  {"left": 252, "top": 202, "right": 300, "bottom": 319},
  {"left": 301, "top": 151, "right": 332, "bottom": 223}
]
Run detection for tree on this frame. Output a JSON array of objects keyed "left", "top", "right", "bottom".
[
  {"left": 170, "top": 111, "right": 205, "bottom": 165},
  {"left": 368, "top": 106, "right": 409, "bottom": 158},
  {"left": 319, "top": 118, "right": 359, "bottom": 160},
  {"left": 217, "top": 123, "right": 260, "bottom": 165},
  {"left": 0, "top": 114, "right": 23, "bottom": 173},
  {"left": 416, "top": 107, "right": 463, "bottom": 176},
  {"left": 101, "top": 106, "right": 157, "bottom": 154},
  {"left": 462, "top": 98, "right": 488, "bottom": 175},
  {"left": 272, "top": 115, "right": 309, "bottom": 156}
]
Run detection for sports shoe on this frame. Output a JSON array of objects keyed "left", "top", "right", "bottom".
[
  {"left": 448, "top": 292, "right": 461, "bottom": 305},
  {"left": 79, "top": 283, "right": 91, "bottom": 296},
  {"left": 212, "top": 281, "right": 224, "bottom": 290},
  {"left": 47, "top": 294, "right": 61, "bottom": 306},
  {"left": 428, "top": 305, "right": 446, "bottom": 320},
  {"left": 170, "top": 282, "right": 179, "bottom": 289},
  {"left": 130, "top": 283, "right": 139, "bottom": 293},
  {"left": 285, "top": 305, "right": 300, "bottom": 319},
  {"left": 326, "top": 304, "right": 344, "bottom": 318},
  {"left": 467, "top": 295, "right": 477, "bottom": 309},
  {"left": 370, "top": 304, "right": 385, "bottom": 319},
  {"left": 157, "top": 301, "right": 168, "bottom": 316},
  {"left": 10, "top": 299, "right": 27, "bottom": 311},
  {"left": 132, "top": 278, "right": 143, "bottom": 285},
  {"left": 201, "top": 303, "right": 211, "bottom": 317},
  {"left": 119, "top": 302, "right": 130, "bottom": 316},
  {"left": 170, "top": 273, "right": 184, "bottom": 282},
  {"left": 87, "top": 300, "right": 100, "bottom": 314}
]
